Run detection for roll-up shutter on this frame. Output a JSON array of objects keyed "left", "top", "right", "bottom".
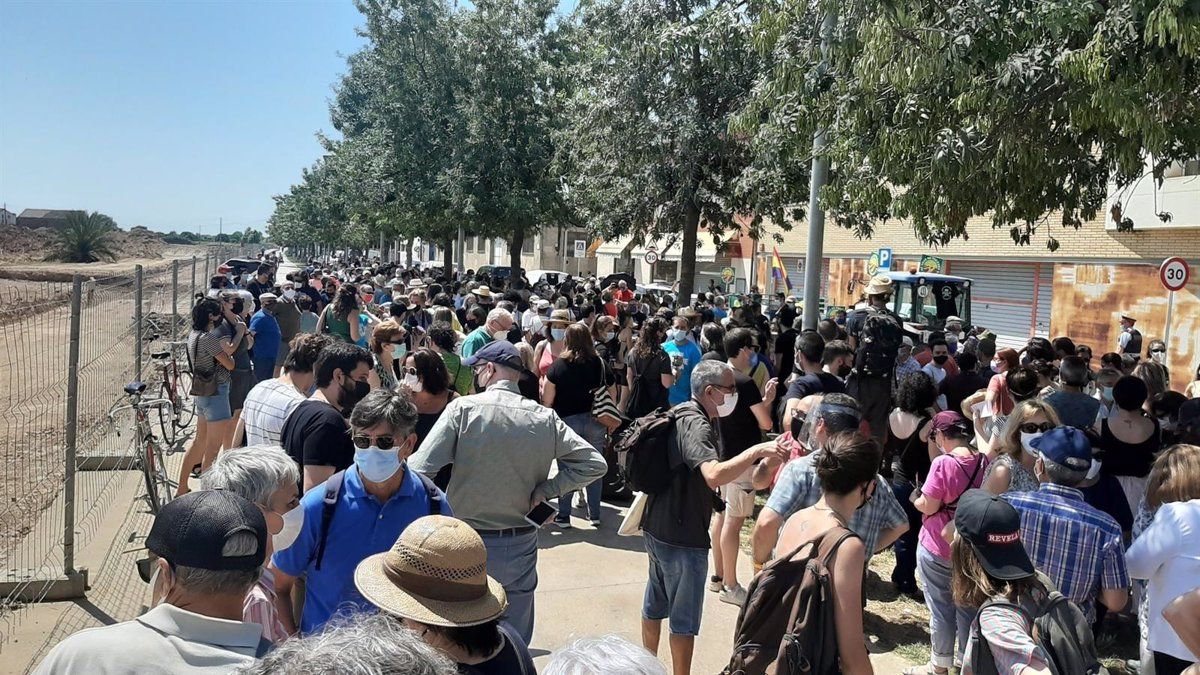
[
  {"left": 1034, "top": 263, "right": 1053, "bottom": 339},
  {"left": 792, "top": 258, "right": 829, "bottom": 303},
  {"left": 948, "top": 261, "right": 1037, "bottom": 349}
]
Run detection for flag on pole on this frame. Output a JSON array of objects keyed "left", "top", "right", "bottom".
[{"left": 770, "top": 247, "right": 792, "bottom": 291}]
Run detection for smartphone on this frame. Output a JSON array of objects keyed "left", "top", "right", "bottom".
[{"left": 524, "top": 502, "right": 556, "bottom": 528}]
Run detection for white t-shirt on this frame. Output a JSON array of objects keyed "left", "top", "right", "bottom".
[
  {"left": 922, "top": 362, "right": 948, "bottom": 410},
  {"left": 241, "top": 378, "right": 307, "bottom": 446}
]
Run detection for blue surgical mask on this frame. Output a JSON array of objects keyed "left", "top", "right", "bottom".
[
  {"left": 603, "top": 332, "right": 615, "bottom": 342},
  {"left": 354, "top": 446, "right": 404, "bottom": 483},
  {"left": 551, "top": 328, "right": 567, "bottom": 341},
  {"left": 1101, "top": 386, "right": 1114, "bottom": 400},
  {"left": 392, "top": 343, "right": 407, "bottom": 359},
  {"left": 672, "top": 329, "right": 688, "bottom": 343}
]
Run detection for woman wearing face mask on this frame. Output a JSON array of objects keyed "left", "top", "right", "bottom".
[
  {"left": 622, "top": 317, "right": 674, "bottom": 418},
  {"left": 534, "top": 309, "right": 573, "bottom": 381},
  {"left": 1098, "top": 375, "right": 1161, "bottom": 517},
  {"left": 982, "top": 400, "right": 1060, "bottom": 495},
  {"left": 544, "top": 324, "right": 614, "bottom": 528},
  {"left": 177, "top": 298, "right": 237, "bottom": 496},
  {"left": 402, "top": 348, "right": 458, "bottom": 453},
  {"left": 366, "top": 319, "right": 407, "bottom": 391},
  {"left": 592, "top": 314, "right": 623, "bottom": 390},
  {"left": 772, "top": 431, "right": 878, "bottom": 675},
  {"left": 1135, "top": 359, "right": 1171, "bottom": 408},
  {"left": 887, "top": 371, "right": 939, "bottom": 597},
  {"left": 204, "top": 445, "right": 302, "bottom": 642}
]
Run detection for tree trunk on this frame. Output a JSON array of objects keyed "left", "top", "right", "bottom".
[
  {"left": 678, "top": 203, "right": 700, "bottom": 306},
  {"left": 443, "top": 236, "right": 454, "bottom": 278},
  {"left": 405, "top": 238, "right": 412, "bottom": 267},
  {"left": 509, "top": 226, "right": 525, "bottom": 288}
]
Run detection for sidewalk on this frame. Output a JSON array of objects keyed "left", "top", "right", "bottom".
[{"left": 531, "top": 502, "right": 916, "bottom": 672}]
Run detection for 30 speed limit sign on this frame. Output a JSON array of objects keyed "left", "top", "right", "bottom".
[{"left": 1160, "top": 257, "right": 1191, "bottom": 292}]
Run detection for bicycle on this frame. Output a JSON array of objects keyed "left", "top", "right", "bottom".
[
  {"left": 148, "top": 337, "right": 195, "bottom": 445},
  {"left": 108, "top": 382, "right": 176, "bottom": 514}
]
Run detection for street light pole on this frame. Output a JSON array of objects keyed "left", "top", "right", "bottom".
[{"left": 802, "top": 4, "right": 838, "bottom": 331}]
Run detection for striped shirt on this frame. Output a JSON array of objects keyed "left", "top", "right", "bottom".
[
  {"left": 1003, "top": 483, "right": 1129, "bottom": 623},
  {"left": 242, "top": 378, "right": 307, "bottom": 446},
  {"left": 243, "top": 569, "right": 289, "bottom": 644},
  {"left": 962, "top": 602, "right": 1050, "bottom": 675}
]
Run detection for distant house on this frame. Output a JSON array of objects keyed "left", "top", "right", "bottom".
[
  {"left": 0, "top": 208, "right": 15, "bottom": 227},
  {"left": 16, "top": 209, "right": 75, "bottom": 229}
]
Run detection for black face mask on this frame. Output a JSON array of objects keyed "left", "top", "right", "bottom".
[
  {"left": 933, "top": 354, "right": 949, "bottom": 365},
  {"left": 507, "top": 325, "right": 523, "bottom": 343},
  {"left": 837, "top": 363, "right": 852, "bottom": 378},
  {"left": 790, "top": 410, "right": 806, "bottom": 441},
  {"left": 340, "top": 376, "right": 370, "bottom": 415}
]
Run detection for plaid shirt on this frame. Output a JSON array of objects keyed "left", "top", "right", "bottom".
[
  {"left": 1003, "top": 484, "right": 1129, "bottom": 623},
  {"left": 765, "top": 453, "right": 908, "bottom": 559},
  {"left": 894, "top": 357, "right": 923, "bottom": 386}
]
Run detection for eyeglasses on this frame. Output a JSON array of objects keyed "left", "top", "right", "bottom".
[
  {"left": 352, "top": 434, "right": 397, "bottom": 450},
  {"left": 711, "top": 383, "right": 736, "bottom": 393},
  {"left": 1019, "top": 422, "right": 1054, "bottom": 434}
]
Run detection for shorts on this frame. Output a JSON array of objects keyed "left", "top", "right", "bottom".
[
  {"left": 275, "top": 339, "right": 292, "bottom": 366},
  {"left": 720, "top": 483, "right": 756, "bottom": 519},
  {"left": 642, "top": 533, "right": 708, "bottom": 636},
  {"left": 228, "top": 370, "right": 255, "bottom": 411},
  {"left": 194, "top": 381, "right": 232, "bottom": 422}
]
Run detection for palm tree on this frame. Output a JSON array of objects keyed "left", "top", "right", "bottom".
[{"left": 47, "top": 211, "right": 118, "bottom": 263}]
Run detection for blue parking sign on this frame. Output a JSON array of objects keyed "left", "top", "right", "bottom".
[{"left": 878, "top": 247, "right": 893, "bottom": 272}]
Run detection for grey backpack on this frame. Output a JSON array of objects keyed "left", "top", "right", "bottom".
[{"left": 967, "top": 588, "right": 1106, "bottom": 675}]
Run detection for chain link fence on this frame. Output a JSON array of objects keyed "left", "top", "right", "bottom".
[{"left": 0, "top": 246, "right": 254, "bottom": 652}]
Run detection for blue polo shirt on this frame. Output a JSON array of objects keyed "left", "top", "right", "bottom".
[
  {"left": 662, "top": 338, "right": 702, "bottom": 405},
  {"left": 249, "top": 310, "right": 282, "bottom": 359},
  {"left": 271, "top": 465, "right": 451, "bottom": 634}
]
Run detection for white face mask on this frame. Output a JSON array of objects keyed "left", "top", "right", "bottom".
[
  {"left": 491, "top": 328, "right": 509, "bottom": 341},
  {"left": 403, "top": 373, "right": 422, "bottom": 392},
  {"left": 1019, "top": 431, "right": 1043, "bottom": 455},
  {"left": 282, "top": 289, "right": 296, "bottom": 300},
  {"left": 715, "top": 391, "right": 739, "bottom": 417},
  {"left": 1151, "top": 351, "right": 1166, "bottom": 365},
  {"left": 273, "top": 506, "right": 304, "bottom": 551}
]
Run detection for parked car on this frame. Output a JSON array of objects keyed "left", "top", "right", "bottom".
[{"left": 527, "top": 269, "right": 567, "bottom": 288}]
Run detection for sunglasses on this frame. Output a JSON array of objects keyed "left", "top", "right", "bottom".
[
  {"left": 352, "top": 435, "right": 397, "bottom": 450},
  {"left": 1019, "top": 422, "right": 1054, "bottom": 434}
]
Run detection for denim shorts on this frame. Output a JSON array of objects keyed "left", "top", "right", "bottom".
[
  {"left": 193, "top": 381, "right": 232, "bottom": 422},
  {"left": 642, "top": 533, "right": 708, "bottom": 636}
]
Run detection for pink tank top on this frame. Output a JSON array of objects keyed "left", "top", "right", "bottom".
[{"left": 538, "top": 341, "right": 557, "bottom": 377}]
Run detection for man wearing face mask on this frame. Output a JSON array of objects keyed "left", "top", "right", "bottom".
[
  {"left": 279, "top": 342, "right": 373, "bottom": 491},
  {"left": 1045, "top": 356, "right": 1101, "bottom": 430},
  {"left": 638, "top": 360, "right": 788, "bottom": 675},
  {"left": 459, "top": 307, "right": 514, "bottom": 359},
  {"left": 1118, "top": 313, "right": 1143, "bottom": 356},
  {"left": 662, "top": 316, "right": 703, "bottom": 406},
  {"left": 921, "top": 336, "right": 952, "bottom": 410},
  {"left": 270, "top": 389, "right": 451, "bottom": 636},
  {"left": 204, "top": 445, "right": 303, "bottom": 643},
  {"left": 249, "top": 293, "right": 283, "bottom": 383},
  {"left": 33, "top": 491, "right": 271, "bottom": 674},
  {"left": 271, "top": 281, "right": 302, "bottom": 378},
  {"left": 751, "top": 393, "right": 908, "bottom": 571},
  {"left": 410, "top": 340, "right": 606, "bottom": 644}
]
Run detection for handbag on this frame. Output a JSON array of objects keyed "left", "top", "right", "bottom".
[
  {"left": 591, "top": 358, "right": 625, "bottom": 433},
  {"left": 618, "top": 492, "right": 648, "bottom": 537},
  {"left": 187, "top": 332, "right": 219, "bottom": 397}
]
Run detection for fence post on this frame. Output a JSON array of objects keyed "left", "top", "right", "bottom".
[
  {"left": 134, "top": 264, "right": 144, "bottom": 379},
  {"left": 171, "top": 260, "right": 179, "bottom": 340},
  {"left": 191, "top": 255, "right": 197, "bottom": 300},
  {"left": 64, "top": 275, "right": 82, "bottom": 576}
]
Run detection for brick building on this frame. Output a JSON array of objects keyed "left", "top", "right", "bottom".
[{"left": 764, "top": 195, "right": 1200, "bottom": 391}]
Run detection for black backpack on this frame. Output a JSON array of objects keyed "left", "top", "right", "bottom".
[
  {"left": 852, "top": 307, "right": 903, "bottom": 378},
  {"left": 614, "top": 408, "right": 679, "bottom": 494},
  {"left": 723, "top": 527, "right": 856, "bottom": 675},
  {"left": 967, "top": 586, "right": 1106, "bottom": 675}
]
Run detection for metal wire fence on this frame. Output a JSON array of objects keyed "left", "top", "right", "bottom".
[{"left": 0, "top": 246, "right": 253, "bottom": 652}]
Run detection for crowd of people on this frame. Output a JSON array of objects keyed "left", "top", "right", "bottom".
[{"left": 32, "top": 255, "right": 1200, "bottom": 675}]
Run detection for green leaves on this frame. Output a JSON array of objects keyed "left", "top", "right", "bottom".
[{"left": 47, "top": 211, "right": 118, "bottom": 263}]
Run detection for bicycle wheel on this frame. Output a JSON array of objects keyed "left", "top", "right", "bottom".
[
  {"left": 150, "top": 439, "right": 175, "bottom": 507},
  {"left": 141, "top": 439, "right": 163, "bottom": 514},
  {"left": 173, "top": 369, "right": 196, "bottom": 428},
  {"left": 156, "top": 383, "right": 177, "bottom": 446}
]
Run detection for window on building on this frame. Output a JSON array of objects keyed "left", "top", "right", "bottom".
[
  {"left": 1162, "top": 158, "right": 1200, "bottom": 179},
  {"left": 522, "top": 235, "right": 535, "bottom": 255}
]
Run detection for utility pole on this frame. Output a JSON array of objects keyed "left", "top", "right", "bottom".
[
  {"left": 219, "top": 217, "right": 223, "bottom": 238},
  {"left": 802, "top": 5, "right": 838, "bottom": 331}
]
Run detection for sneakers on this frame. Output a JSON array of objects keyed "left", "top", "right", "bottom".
[
  {"left": 719, "top": 584, "right": 748, "bottom": 606},
  {"left": 590, "top": 518, "right": 602, "bottom": 528},
  {"left": 707, "top": 576, "right": 723, "bottom": 593},
  {"left": 553, "top": 518, "right": 572, "bottom": 529}
]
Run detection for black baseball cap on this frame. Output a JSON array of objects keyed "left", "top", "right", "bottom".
[
  {"left": 954, "top": 489, "right": 1034, "bottom": 580},
  {"left": 146, "top": 490, "right": 267, "bottom": 571}
]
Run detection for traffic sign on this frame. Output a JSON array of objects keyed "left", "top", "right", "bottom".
[
  {"left": 644, "top": 250, "right": 659, "bottom": 265},
  {"left": 721, "top": 266, "right": 735, "bottom": 284},
  {"left": 1160, "top": 257, "right": 1190, "bottom": 292},
  {"left": 573, "top": 240, "right": 587, "bottom": 258},
  {"left": 878, "top": 247, "right": 893, "bottom": 272}
]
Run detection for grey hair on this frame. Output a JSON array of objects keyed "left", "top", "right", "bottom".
[
  {"left": 543, "top": 635, "right": 666, "bottom": 675},
  {"left": 204, "top": 445, "right": 299, "bottom": 507},
  {"left": 690, "top": 360, "right": 732, "bottom": 400},
  {"left": 237, "top": 612, "right": 456, "bottom": 675},
  {"left": 1039, "top": 456, "right": 1088, "bottom": 488},
  {"left": 173, "top": 530, "right": 261, "bottom": 597},
  {"left": 350, "top": 388, "right": 419, "bottom": 438},
  {"left": 486, "top": 307, "right": 512, "bottom": 326}
]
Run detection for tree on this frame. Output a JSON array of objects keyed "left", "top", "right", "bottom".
[
  {"left": 47, "top": 210, "right": 118, "bottom": 263},
  {"left": 559, "top": 0, "right": 764, "bottom": 302},
  {"left": 736, "top": 0, "right": 1200, "bottom": 250}
]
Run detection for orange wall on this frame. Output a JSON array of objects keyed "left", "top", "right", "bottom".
[{"left": 1050, "top": 263, "right": 1200, "bottom": 391}]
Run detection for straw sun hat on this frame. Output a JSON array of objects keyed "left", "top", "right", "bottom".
[
  {"left": 546, "top": 309, "right": 573, "bottom": 326},
  {"left": 354, "top": 516, "right": 507, "bottom": 628}
]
